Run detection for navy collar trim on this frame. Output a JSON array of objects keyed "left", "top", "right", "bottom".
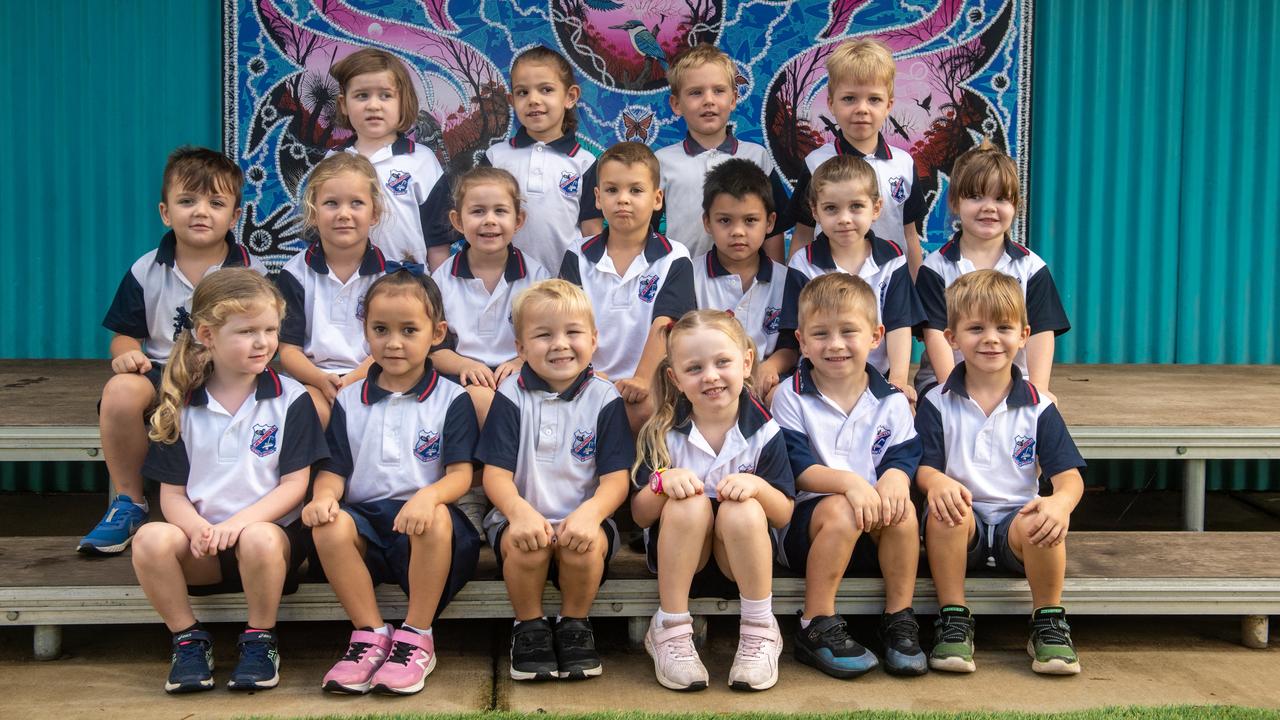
[
  {"left": 938, "top": 232, "right": 1030, "bottom": 263},
  {"left": 940, "top": 362, "right": 1038, "bottom": 407},
  {"left": 516, "top": 363, "right": 594, "bottom": 401},
  {"left": 868, "top": 229, "right": 904, "bottom": 265},
  {"left": 672, "top": 388, "right": 772, "bottom": 438},
  {"left": 304, "top": 241, "right": 386, "bottom": 276},
  {"left": 187, "top": 368, "right": 282, "bottom": 407},
  {"left": 681, "top": 130, "right": 738, "bottom": 157},
  {"left": 450, "top": 243, "right": 528, "bottom": 282},
  {"left": 805, "top": 233, "right": 838, "bottom": 270},
  {"left": 791, "top": 360, "right": 899, "bottom": 400},
  {"left": 834, "top": 131, "right": 892, "bottom": 161},
  {"left": 361, "top": 362, "right": 440, "bottom": 404},
  {"left": 338, "top": 133, "right": 415, "bottom": 156},
  {"left": 705, "top": 249, "right": 773, "bottom": 283},
  {"left": 155, "top": 230, "right": 249, "bottom": 269},
  {"left": 510, "top": 127, "right": 581, "bottom": 157},
  {"left": 581, "top": 230, "right": 674, "bottom": 265}
]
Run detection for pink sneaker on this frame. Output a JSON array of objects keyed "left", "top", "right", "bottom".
[
  {"left": 370, "top": 628, "right": 436, "bottom": 695},
  {"left": 322, "top": 626, "right": 392, "bottom": 694}
]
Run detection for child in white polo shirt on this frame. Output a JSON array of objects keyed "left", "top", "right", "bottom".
[
  {"left": 477, "top": 280, "right": 632, "bottom": 681},
  {"left": 915, "top": 270, "right": 1086, "bottom": 676},
  {"left": 278, "top": 153, "right": 387, "bottom": 427},
  {"left": 771, "top": 273, "right": 925, "bottom": 679},
  {"left": 132, "top": 269, "right": 328, "bottom": 694}
]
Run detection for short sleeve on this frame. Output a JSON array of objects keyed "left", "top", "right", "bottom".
[
  {"left": 593, "top": 396, "right": 634, "bottom": 476},
  {"left": 901, "top": 174, "right": 927, "bottom": 228},
  {"left": 1026, "top": 266, "right": 1071, "bottom": 336},
  {"left": 774, "top": 268, "right": 807, "bottom": 351},
  {"left": 916, "top": 266, "right": 948, "bottom": 332},
  {"left": 1035, "top": 404, "right": 1086, "bottom": 479},
  {"left": 558, "top": 250, "right": 583, "bottom": 287},
  {"left": 102, "top": 270, "right": 149, "bottom": 338},
  {"left": 322, "top": 400, "right": 354, "bottom": 478},
  {"left": 653, "top": 257, "right": 696, "bottom": 321},
  {"left": 880, "top": 264, "right": 926, "bottom": 332},
  {"left": 577, "top": 162, "right": 602, "bottom": 222},
  {"left": 421, "top": 175, "right": 458, "bottom": 248},
  {"left": 769, "top": 387, "right": 817, "bottom": 478},
  {"left": 768, "top": 168, "right": 794, "bottom": 234},
  {"left": 876, "top": 395, "right": 921, "bottom": 479},
  {"left": 915, "top": 396, "right": 947, "bottom": 472},
  {"left": 475, "top": 391, "right": 521, "bottom": 471},
  {"left": 275, "top": 270, "right": 307, "bottom": 346},
  {"left": 755, "top": 429, "right": 796, "bottom": 498},
  {"left": 784, "top": 163, "right": 815, "bottom": 229},
  {"left": 441, "top": 393, "right": 480, "bottom": 467},
  {"left": 143, "top": 436, "right": 190, "bottom": 485},
  {"left": 279, "top": 394, "right": 329, "bottom": 475}
]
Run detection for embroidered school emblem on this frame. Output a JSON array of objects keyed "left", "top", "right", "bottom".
[
  {"left": 559, "top": 171, "right": 580, "bottom": 196},
  {"left": 762, "top": 306, "right": 781, "bottom": 335},
  {"left": 570, "top": 429, "right": 596, "bottom": 462},
  {"left": 638, "top": 274, "right": 660, "bottom": 303},
  {"left": 1012, "top": 434, "right": 1036, "bottom": 468},
  {"left": 250, "top": 424, "right": 279, "bottom": 457},
  {"left": 871, "top": 425, "right": 892, "bottom": 455},
  {"left": 415, "top": 430, "right": 441, "bottom": 462},
  {"left": 386, "top": 169, "right": 412, "bottom": 196},
  {"left": 737, "top": 463, "right": 756, "bottom": 474},
  {"left": 889, "top": 176, "right": 908, "bottom": 203},
  {"left": 171, "top": 305, "right": 192, "bottom": 341}
]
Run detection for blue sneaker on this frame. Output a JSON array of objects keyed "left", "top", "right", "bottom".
[
  {"left": 77, "top": 494, "right": 148, "bottom": 555},
  {"left": 166, "top": 628, "right": 215, "bottom": 694},
  {"left": 794, "top": 614, "right": 879, "bottom": 679},
  {"left": 228, "top": 629, "right": 280, "bottom": 690}
]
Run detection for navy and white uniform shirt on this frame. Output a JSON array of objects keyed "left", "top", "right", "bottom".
[
  {"left": 330, "top": 134, "right": 453, "bottom": 262},
  {"left": 782, "top": 133, "right": 925, "bottom": 244},
  {"left": 484, "top": 129, "right": 598, "bottom": 271},
  {"left": 430, "top": 243, "right": 549, "bottom": 367},
  {"left": 693, "top": 249, "right": 805, "bottom": 357},
  {"left": 276, "top": 241, "right": 387, "bottom": 374},
  {"left": 558, "top": 230, "right": 696, "bottom": 380},
  {"left": 102, "top": 231, "right": 265, "bottom": 362},
  {"left": 634, "top": 389, "right": 795, "bottom": 501},
  {"left": 324, "top": 362, "right": 478, "bottom": 506},
  {"left": 914, "top": 233, "right": 1071, "bottom": 390},
  {"left": 772, "top": 360, "right": 921, "bottom": 505},
  {"left": 142, "top": 369, "right": 327, "bottom": 526},
  {"left": 787, "top": 230, "right": 925, "bottom": 375},
  {"left": 915, "top": 362, "right": 1085, "bottom": 524},
  {"left": 655, "top": 132, "right": 792, "bottom": 258},
  {"left": 476, "top": 365, "right": 633, "bottom": 527}
]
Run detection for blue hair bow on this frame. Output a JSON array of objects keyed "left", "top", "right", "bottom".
[{"left": 385, "top": 260, "right": 426, "bottom": 276}]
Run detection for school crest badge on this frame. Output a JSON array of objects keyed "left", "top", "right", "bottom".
[
  {"left": 250, "top": 424, "right": 278, "bottom": 457},
  {"left": 763, "top": 306, "right": 781, "bottom": 335},
  {"left": 871, "top": 425, "right": 892, "bottom": 455},
  {"left": 559, "top": 171, "right": 580, "bottom": 196},
  {"left": 1012, "top": 434, "right": 1036, "bottom": 468},
  {"left": 638, "top": 274, "right": 660, "bottom": 303},
  {"left": 415, "top": 430, "right": 441, "bottom": 463},
  {"left": 571, "top": 429, "right": 596, "bottom": 462},
  {"left": 889, "top": 176, "right": 908, "bottom": 203},
  {"left": 386, "top": 169, "right": 412, "bottom": 196}
]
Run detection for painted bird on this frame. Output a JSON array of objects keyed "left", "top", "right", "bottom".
[{"left": 611, "top": 19, "right": 668, "bottom": 75}]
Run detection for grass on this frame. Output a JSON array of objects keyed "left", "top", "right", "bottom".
[{"left": 242, "top": 709, "right": 1280, "bottom": 720}]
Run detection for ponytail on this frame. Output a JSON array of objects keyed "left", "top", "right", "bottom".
[
  {"left": 149, "top": 327, "right": 213, "bottom": 444},
  {"left": 633, "top": 347, "right": 685, "bottom": 478}
]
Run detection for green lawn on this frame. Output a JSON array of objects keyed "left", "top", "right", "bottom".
[{"left": 248, "top": 708, "right": 1280, "bottom": 720}]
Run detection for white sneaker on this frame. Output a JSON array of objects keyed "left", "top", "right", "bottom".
[
  {"left": 728, "top": 617, "right": 782, "bottom": 691},
  {"left": 643, "top": 615, "right": 709, "bottom": 691}
]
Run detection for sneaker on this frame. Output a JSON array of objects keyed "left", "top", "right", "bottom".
[
  {"left": 165, "top": 628, "right": 215, "bottom": 694},
  {"left": 729, "top": 617, "right": 783, "bottom": 691},
  {"left": 510, "top": 618, "right": 558, "bottom": 681},
  {"left": 643, "top": 615, "right": 708, "bottom": 691},
  {"left": 555, "top": 617, "right": 602, "bottom": 679},
  {"left": 794, "top": 614, "right": 879, "bottom": 679},
  {"left": 77, "top": 494, "right": 148, "bottom": 555},
  {"left": 371, "top": 628, "right": 436, "bottom": 694},
  {"left": 929, "top": 605, "right": 976, "bottom": 673},
  {"left": 322, "top": 626, "right": 392, "bottom": 694},
  {"left": 228, "top": 629, "right": 280, "bottom": 690},
  {"left": 1027, "top": 606, "right": 1081, "bottom": 675},
  {"left": 878, "top": 608, "right": 928, "bottom": 676}
]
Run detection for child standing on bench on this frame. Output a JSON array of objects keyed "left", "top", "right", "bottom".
[
  {"left": 80, "top": 147, "right": 265, "bottom": 556},
  {"left": 132, "top": 268, "right": 327, "bottom": 693},
  {"left": 915, "top": 270, "right": 1086, "bottom": 675}
]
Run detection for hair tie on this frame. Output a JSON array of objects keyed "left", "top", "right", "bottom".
[
  {"left": 385, "top": 260, "right": 426, "bottom": 276},
  {"left": 665, "top": 320, "right": 676, "bottom": 332},
  {"left": 724, "top": 309, "right": 735, "bottom": 318}
]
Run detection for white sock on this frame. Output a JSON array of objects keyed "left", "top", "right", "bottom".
[
  {"left": 799, "top": 616, "right": 812, "bottom": 629},
  {"left": 740, "top": 594, "right": 774, "bottom": 626},
  {"left": 372, "top": 624, "right": 392, "bottom": 638},
  {"left": 654, "top": 607, "right": 692, "bottom": 628},
  {"left": 401, "top": 622, "right": 431, "bottom": 636},
  {"left": 134, "top": 499, "right": 149, "bottom": 512}
]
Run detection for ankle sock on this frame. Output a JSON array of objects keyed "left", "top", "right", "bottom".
[
  {"left": 740, "top": 594, "right": 773, "bottom": 626},
  {"left": 654, "top": 607, "right": 692, "bottom": 628},
  {"left": 401, "top": 622, "right": 431, "bottom": 636}
]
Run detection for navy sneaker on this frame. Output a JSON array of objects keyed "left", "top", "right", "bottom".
[
  {"left": 878, "top": 608, "right": 928, "bottom": 676},
  {"left": 165, "top": 628, "right": 215, "bottom": 694},
  {"left": 794, "top": 614, "right": 879, "bottom": 679},
  {"left": 77, "top": 494, "right": 148, "bottom": 555},
  {"left": 228, "top": 629, "right": 280, "bottom": 690}
]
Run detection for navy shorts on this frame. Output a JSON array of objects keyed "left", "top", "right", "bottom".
[
  {"left": 642, "top": 499, "right": 778, "bottom": 600},
  {"left": 340, "top": 499, "right": 481, "bottom": 618},
  {"left": 923, "top": 505, "right": 1025, "bottom": 575},
  {"left": 188, "top": 519, "right": 310, "bottom": 597},
  {"left": 490, "top": 518, "right": 619, "bottom": 590},
  {"left": 778, "top": 496, "right": 880, "bottom": 576}
]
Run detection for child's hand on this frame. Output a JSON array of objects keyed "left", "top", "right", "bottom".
[
  {"left": 320, "top": 373, "right": 343, "bottom": 403},
  {"left": 111, "top": 350, "right": 152, "bottom": 375},
  {"left": 842, "top": 473, "right": 883, "bottom": 531},
  {"left": 508, "top": 507, "right": 554, "bottom": 552},
  {"left": 394, "top": 488, "right": 439, "bottom": 535},
  {"left": 302, "top": 495, "right": 340, "bottom": 527},
  {"left": 494, "top": 359, "right": 523, "bottom": 385},
  {"left": 459, "top": 360, "right": 497, "bottom": 389},
  {"left": 926, "top": 475, "right": 973, "bottom": 527},
  {"left": 615, "top": 376, "right": 650, "bottom": 404},
  {"left": 188, "top": 522, "right": 214, "bottom": 558},
  {"left": 757, "top": 369, "right": 781, "bottom": 399},
  {"left": 875, "top": 474, "right": 912, "bottom": 526},
  {"left": 898, "top": 383, "right": 918, "bottom": 407},
  {"left": 207, "top": 518, "right": 248, "bottom": 552},
  {"left": 1018, "top": 494, "right": 1071, "bottom": 547},
  {"left": 556, "top": 506, "right": 601, "bottom": 554},
  {"left": 660, "top": 468, "right": 704, "bottom": 500},
  {"left": 716, "top": 472, "right": 764, "bottom": 503}
]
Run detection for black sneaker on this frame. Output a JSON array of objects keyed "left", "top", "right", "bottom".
[
  {"left": 878, "top": 608, "right": 928, "bottom": 676},
  {"left": 228, "top": 629, "right": 280, "bottom": 690},
  {"left": 165, "top": 628, "right": 215, "bottom": 693},
  {"left": 794, "top": 614, "right": 879, "bottom": 679},
  {"left": 555, "top": 617, "right": 602, "bottom": 679},
  {"left": 510, "top": 618, "right": 557, "bottom": 681}
]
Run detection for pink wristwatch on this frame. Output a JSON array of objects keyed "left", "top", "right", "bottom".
[{"left": 649, "top": 467, "right": 667, "bottom": 495}]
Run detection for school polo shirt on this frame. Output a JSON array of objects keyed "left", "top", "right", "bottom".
[
  {"left": 915, "top": 363, "right": 1085, "bottom": 524},
  {"left": 782, "top": 133, "right": 925, "bottom": 244},
  {"left": 787, "top": 230, "right": 925, "bottom": 375},
  {"left": 914, "top": 233, "right": 1071, "bottom": 390},
  {"left": 558, "top": 230, "right": 696, "bottom": 379},
  {"left": 693, "top": 249, "right": 804, "bottom": 358},
  {"left": 772, "top": 360, "right": 921, "bottom": 505},
  {"left": 477, "top": 365, "right": 632, "bottom": 527},
  {"left": 142, "top": 369, "right": 327, "bottom": 526},
  {"left": 276, "top": 241, "right": 386, "bottom": 373},
  {"left": 430, "top": 243, "right": 549, "bottom": 367},
  {"left": 655, "top": 132, "right": 792, "bottom": 258},
  {"left": 484, "top": 129, "right": 598, "bottom": 271},
  {"left": 102, "top": 231, "right": 265, "bottom": 363},
  {"left": 634, "top": 389, "right": 795, "bottom": 501},
  {"left": 331, "top": 134, "right": 453, "bottom": 263},
  {"left": 324, "top": 363, "right": 478, "bottom": 505}
]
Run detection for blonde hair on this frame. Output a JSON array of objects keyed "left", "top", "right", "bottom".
[
  {"left": 331, "top": 48, "right": 420, "bottom": 134},
  {"left": 512, "top": 279, "right": 595, "bottom": 339},
  {"left": 947, "top": 138, "right": 1021, "bottom": 212},
  {"left": 945, "top": 269, "right": 1027, "bottom": 331},
  {"left": 667, "top": 43, "right": 737, "bottom": 97},
  {"left": 634, "top": 310, "right": 757, "bottom": 477},
  {"left": 808, "top": 154, "right": 880, "bottom": 208},
  {"left": 150, "top": 269, "right": 286, "bottom": 444},
  {"left": 797, "top": 272, "right": 878, "bottom": 330},
  {"left": 825, "top": 38, "right": 895, "bottom": 95},
  {"left": 301, "top": 153, "right": 384, "bottom": 230},
  {"left": 597, "top": 141, "right": 661, "bottom": 188},
  {"left": 452, "top": 166, "right": 522, "bottom": 215}
]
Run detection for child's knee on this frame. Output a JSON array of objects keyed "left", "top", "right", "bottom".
[
  {"left": 501, "top": 533, "right": 552, "bottom": 568},
  {"left": 555, "top": 541, "right": 605, "bottom": 570},
  {"left": 236, "top": 522, "right": 287, "bottom": 563},
  {"left": 132, "top": 522, "right": 185, "bottom": 562},
  {"left": 811, "top": 496, "right": 857, "bottom": 536},
  {"left": 100, "top": 373, "right": 154, "bottom": 416},
  {"left": 714, "top": 497, "right": 767, "bottom": 535},
  {"left": 465, "top": 385, "right": 495, "bottom": 426},
  {"left": 410, "top": 505, "right": 454, "bottom": 544},
  {"left": 660, "top": 493, "right": 713, "bottom": 528},
  {"left": 312, "top": 511, "right": 357, "bottom": 548}
]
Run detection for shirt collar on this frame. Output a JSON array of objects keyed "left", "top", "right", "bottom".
[
  {"left": 938, "top": 232, "right": 1030, "bottom": 263},
  {"left": 155, "top": 230, "right": 250, "bottom": 269},
  {"left": 360, "top": 362, "right": 441, "bottom": 405},
  {"left": 704, "top": 248, "right": 773, "bottom": 283},
  {"left": 940, "top": 362, "right": 1038, "bottom": 407},
  {"left": 581, "top": 229, "right": 675, "bottom": 265},
  {"left": 805, "top": 233, "right": 838, "bottom": 270},
  {"left": 187, "top": 368, "right": 282, "bottom": 407},
  {"left": 303, "top": 240, "right": 387, "bottom": 276},
  {"left": 450, "top": 243, "right": 529, "bottom": 282},
  {"left": 868, "top": 229, "right": 904, "bottom": 265},
  {"left": 338, "top": 132, "right": 415, "bottom": 156},
  {"left": 510, "top": 127, "right": 581, "bottom": 157},
  {"left": 791, "top": 359, "right": 899, "bottom": 399},
  {"left": 834, "top": 131, "right": 892, "bottom": 161},
  {"left": 672, "top": 388, "right": 772, "bottom": 438},
  {"left": 681, "top": 129, "right": 738, "bottom": 157},
  {"left": 516, "top": 363, "right": 595, "bottom": 401}
]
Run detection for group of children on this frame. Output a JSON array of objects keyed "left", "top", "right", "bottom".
[{"left": 79, "top": 37, "right": 1086, "bottom": 696}]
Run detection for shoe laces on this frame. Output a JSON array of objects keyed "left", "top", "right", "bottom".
[
  {"left": 174, "top": 638, "right": 210, "bottom": 665},
  {"left": 239, "top": 637, "right": 273, "bottom": 665},
  {"left": 1032, "top": 616, "right": 1072, "bottom": 646},
  {"left": 884, "top": 613, "right": 919, "bottom": 643},
  {"left": 661, "top": 630, "right": 699, "bottom": 662},
  {"left": 936, "top": 615, "right": 973, "bottom": 644},
  {"left": 814, "top": 618, "right": 853, "bottom": 648},
  {"left": 384, "top": 639, "right": 418, "bottom": 666},
  {"left": 514, "top": 626, "right": 551, "bottom": 653},
  {"left": 559, "top": 626, "right": 594, "bottom": 649},
  {"left": 341, "top": 640, "right": 374, "bottom": 662}
]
